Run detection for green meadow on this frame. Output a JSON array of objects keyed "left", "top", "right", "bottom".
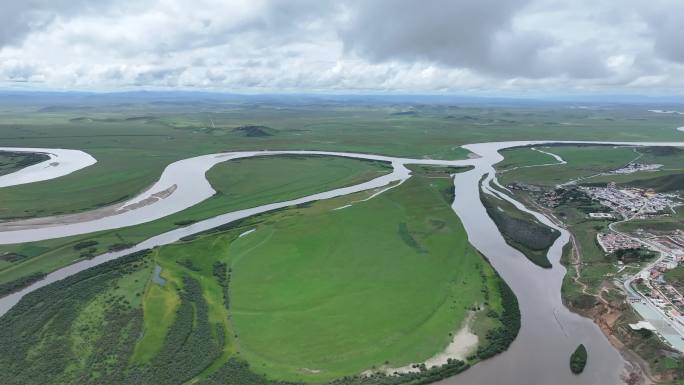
[
  {"left": 0, "top": 155, "right": 390, "bottom": 286},
  {"left": 226, "top": 170, "right": 494, "bottom": 382},
  {"left": 1, "top": 98, "right": 683, "bottom": 219},
  {"left": 1, "top": 98, "right": 683, "bottom": 384},
  {"left": 0, "top": 166, "right": 512, "bottom": 385},
  {"left": 497, "top": 145, "right": 639, "bottom": 186}
]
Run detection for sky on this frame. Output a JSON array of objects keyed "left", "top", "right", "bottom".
[{"left": 1, "top": 0, "right": 683, "bottom": 95}]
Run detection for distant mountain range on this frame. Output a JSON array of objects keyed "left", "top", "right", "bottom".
[{"left": 1, "top": 89, "right": 683, "bottom": 106}]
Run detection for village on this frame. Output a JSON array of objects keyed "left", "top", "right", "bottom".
[
  {"left": 583, "top": 183, "right": 684, "bottom": 351},
  {"left": 610, "top": 162, "right": 663, "bottom": 174},
  {"left": 509, "top": 175, "right": 684, "bottom": 351},
  {"left": 580, "top": 183, "right": 681, "bottom": 219},
  {"left": 622, "top": 229, "right": 684, "bottom": 353}
]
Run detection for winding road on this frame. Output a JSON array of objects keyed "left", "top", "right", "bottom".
[{"left": 1, "top": 140, "right": 684, "bottom": 385}]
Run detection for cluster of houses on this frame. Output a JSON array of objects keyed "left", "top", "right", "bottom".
[
  {"left": 632, "top": 232, "right": 684, "bottom": 327},
  {"left": 610, "top": 163, "right": 663, "bottom": 174},
  {"left": 597, "top": 232, "right": 641, "bottom": 254},
  {"left": 580, "top": 185, "right": 680, "bottom": 219}
]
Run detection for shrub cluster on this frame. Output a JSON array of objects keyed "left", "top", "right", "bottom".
[
  {"left": 127, "top": 275, "right": 224, "bottom": 385},
  {"left": 212, "top": 261, "right": 231, "bottom": 309},
  {"left": 329, "top": 359, "right": 469, "bottom": 385},
  {"left": 480, "top": 192, "right": 558, "bottom": 268},
  {"left": 0, "top": 272, "right": 46, "bottom": 297},
  {"left": 570, "top": 344, "right": 587, "bottom": 374},
  {"left": 197, "top": 358, "right": 300, "bottom": 385},
  {"left": 612, "top": 247, "right": 656, "bottom": 263},
  {"left": 73, "top": 240, "right": 99, "bottom": 250},
  {"left": 176, "top": 258, "right": 201, "bottom": 271},
  {"left": 0, "top": 250, "right": 150, "bottom": 385},
  {"left": 474, "top": 279, "right": 521, "bottom": 360}
]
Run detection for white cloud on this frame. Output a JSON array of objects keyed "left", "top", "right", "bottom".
[{"left": 1, "top": 0, "right": 683, "bottom": 93}]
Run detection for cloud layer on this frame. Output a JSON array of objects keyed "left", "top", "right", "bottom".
[{"left": 1, "top": 0, "right": 683, "bottom": 93}]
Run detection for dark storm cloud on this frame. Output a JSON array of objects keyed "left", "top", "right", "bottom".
[
  {"left": 2, "top": 0, "right": 684, "bottom": 91},
  {"left": 340, "top": 0, "right": 609, "bottom": 78},
  {"left": 0, "top": 0, "right": 115, "bottom": 47},
  {"left": 642, "top": 3, "right": 684, "bottom": 64}
]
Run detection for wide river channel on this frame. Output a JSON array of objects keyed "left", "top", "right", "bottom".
[{"left": 1, "top": 140, "right": 683, "bottom": 385}]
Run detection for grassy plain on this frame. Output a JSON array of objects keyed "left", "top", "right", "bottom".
[
  {"left": 0, "top": 165, "right": 513, "bottom": 385},
  {"left": 1, "top": 96, "right": 683, "bottom": 219},
  {"left": 1, "top": 97, "right": 683, "bottom": 383},
  {"left": 0, "top": 155, "right": 390, "bottom": 285},
  {"left": 497, "top": 145, "right": 639, "bottom": 186},
  {"left": 227, "top": 173, "right": 495, "bottom": 382}
]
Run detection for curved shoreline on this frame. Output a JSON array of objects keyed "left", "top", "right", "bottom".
[
  {"left": 0, "top": 150, "right": 469, "bottom": 244},
  {"left": 0, "top": 147, "right": 96, "bottom": 188},
  {"left": 1, "top": 140, "right": 683, "bottom": 385}
]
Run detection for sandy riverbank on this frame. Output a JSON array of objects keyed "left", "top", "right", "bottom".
[
  {"left": 364, "top": 313, "right": 478, "bottom": 376},
  {"left": 0, "top": 184, "right": 176, "bottom": 231}
]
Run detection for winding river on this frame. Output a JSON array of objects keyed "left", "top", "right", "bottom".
[
  {"left": 1, "top": 140, "right": 684, "bottom": 385},
  {"left": 0, "top": 147, "right": 95, "bottom": 188}
]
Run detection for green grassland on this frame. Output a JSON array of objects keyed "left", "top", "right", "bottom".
[
  {"left": 225, "top": 170, "right": 495, "bottom": 382},
  {"left": 497, "top": 145, "right": 684, "bottom": 189},
  {"left": 1, "top": 98, "right": 683, "bottom": 384},
  {"left": 495, "top": 147, "right": 557, "bottom": 171},
  {"left": 0, "top": 155, "right": 390, "bottom": 287},
  {"left": 497, "top": 145, "right": 639, "bottom": 187},
  {"left": 0, "top": 166, "right": 517, "bottom": 385},
  {"left": 1, "top": 97, "right": 683, "bottom": 219}
]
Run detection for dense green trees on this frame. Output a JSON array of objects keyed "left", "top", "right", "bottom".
[
  {"left": 328, "top": 359, "right": 469, "bottom": 385},
  {"left": 73, "top": 240, "right": 99, "bottom": 250},
  {"left": 570, "top": 344, "right": 587, "bottom": 374},
  {"left": 0, "top": 151, "right": 50, "bottom": 176},
  {"left": 612, "top": 247, "right": 656, "bottom": 263},
  {"left": 0, "top": 250, "right": 150, "bottom": 385},
  {"left": 0, "top": 271, "right": 46, "bottom": 296},
  {"left": 480, "top": 190, "right": 559, "bottom": 268},
  {"left": 474, "top": 279, "right": 521, "bottom": 360},
  {"left": 128, "top": 276, "right": 224, "bottom": 385},
  {"left": 213, "top": 261, "right": 231, "bottom": 309},
  {"left": 198, "top": 358, "right": 304, "bottom": 385}
]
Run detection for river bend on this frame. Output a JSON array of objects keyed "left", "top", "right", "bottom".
[{"left": 2, "top": 140, "right": 684, "bottom": 385}]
